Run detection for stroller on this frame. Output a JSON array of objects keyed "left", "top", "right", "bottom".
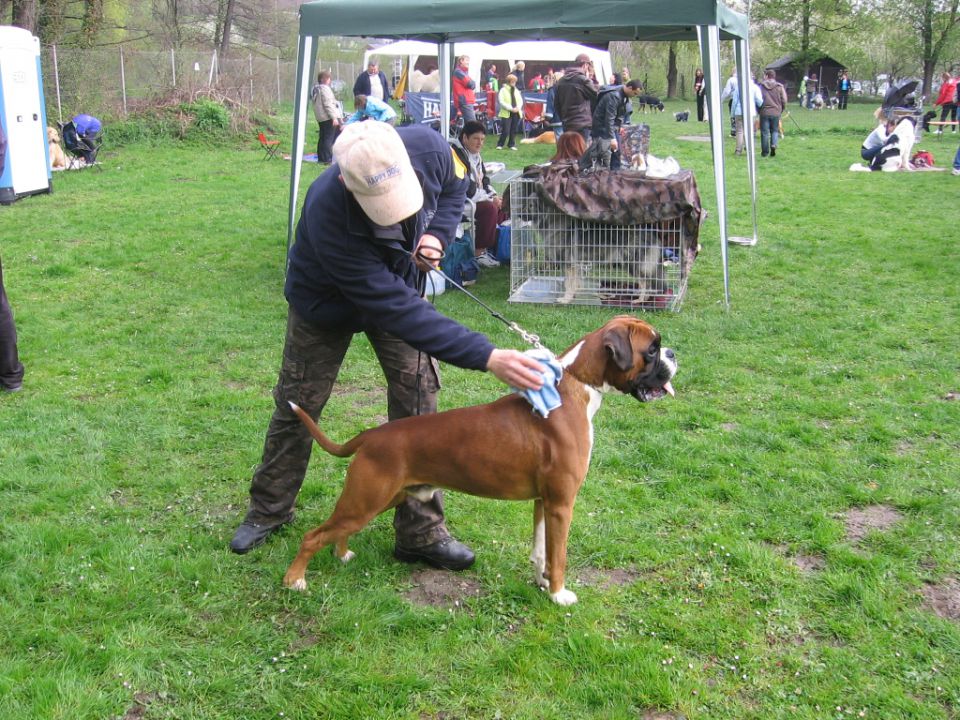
[{"left": 58, "top": 114, "right": 103, "bottom": 169}]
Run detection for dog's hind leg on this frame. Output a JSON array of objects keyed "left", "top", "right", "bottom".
[{"left": 283, "top": 462, "right": 400, "bottom": 591}]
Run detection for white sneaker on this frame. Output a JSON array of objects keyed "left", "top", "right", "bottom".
[
  {"left": 953, "top": 168, "right": 960, "bottom": 176},
  {"left": 476, "top": 251, "right": 501, "bottom": 268}
]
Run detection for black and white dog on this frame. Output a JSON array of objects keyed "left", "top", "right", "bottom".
[{"left": 636, "top": 94, "right": 665, "bottom": 113}]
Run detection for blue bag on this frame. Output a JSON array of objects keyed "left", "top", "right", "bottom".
[
  {"left": 495, "top": 225, "right": 511, "bottom": 263},
  {"left": 440, "top": 236, "right": 480, "bottom": 288}
]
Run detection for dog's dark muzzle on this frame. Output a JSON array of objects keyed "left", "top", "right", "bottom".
[{"left": 627, "top": 348, "right": 677, "bottom": 402}]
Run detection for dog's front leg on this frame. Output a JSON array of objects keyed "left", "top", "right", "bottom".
[
  {"left": 530, "top": 499, "right": 548, "bottom": 590},
  {"left": 544, "top": 498, "right": 577, "bottom": 605}
]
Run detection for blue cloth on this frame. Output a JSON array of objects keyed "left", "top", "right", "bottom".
[
  {"left": 513, "top": 348, "right": 563, "bottom": 418},
  {"left": 345, "top": 96, "right": 397, "bottom": 124}
]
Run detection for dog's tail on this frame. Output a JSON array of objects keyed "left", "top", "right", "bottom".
[{"left": 288, "top": 401, "right": 363, "bottom": 458}]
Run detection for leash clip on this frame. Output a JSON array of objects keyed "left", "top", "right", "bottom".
[{"left": 509, "top": 321, "right": 542, "bottom": 350}]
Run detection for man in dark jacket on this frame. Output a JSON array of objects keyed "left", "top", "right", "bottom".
[
  {"left": 352, "top": 58, "right": 390, "bottom": 102},
  {"left": 579, "top": 80, "right": 642, "bottom": 170},
  {"left": 230, "top": 123, "right": 546, "bottom": 568},
  {"left": 553, "top": 53, "right": 599, "bottom": 140}
]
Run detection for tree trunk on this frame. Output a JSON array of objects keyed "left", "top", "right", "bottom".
[
  {"left": 80, "top": 0, "right": 104, "bottom": 48},
  {"left": 800, "top": 0, "right": 811, "bottom": 53},
  {"left": 219, "top": 0, "right": 236, "bottom": 57},
  {"left": 666, "top": 42, "right": 678, "bottom": 98},
  {"left": 11, "top": 0, "right": 37, "bottom": 32}
]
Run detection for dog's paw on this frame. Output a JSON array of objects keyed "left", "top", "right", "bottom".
[
  {"left": 533, "top": 568, "right": 549, "bottom": 590},
  {"left": 550, "top": 588, "right": 578, "bottom": 606},
  {"left": 338, "top": 550, "right": 356, "bottom": 564},
  {"left": 285, "top": 577, "right": 308, "bottom": 592}
]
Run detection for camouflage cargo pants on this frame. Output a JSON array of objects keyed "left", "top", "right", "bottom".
[{"left": 244, "top": 306, "right": 449, "bottom": 548}]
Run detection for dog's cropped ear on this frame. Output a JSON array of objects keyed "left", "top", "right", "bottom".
[{"left": 602, "top": 326, "right": 634, "bottom": 372}]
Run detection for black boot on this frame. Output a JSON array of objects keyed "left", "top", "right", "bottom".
[
  {"left": 230, "top": 521, "right": 286, "bottom": 554},
  {"left": 770, "top": 147, "right": 776, "bottom": 157},
  {"left": 394, "top": 536, "right": 476, "bottom": 570}
]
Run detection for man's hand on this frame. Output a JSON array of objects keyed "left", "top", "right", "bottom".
[
  {"left": 414, "top": 233, "right": 444, "bottom": 272},
  {"left": 487, "top": 349, "right": 546, "bottom": 391},
  {"left": 610, "top": 139, "right": 619, "bottom": 152}
]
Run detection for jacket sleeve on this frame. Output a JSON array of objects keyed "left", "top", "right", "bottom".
[
  {"left": 409, "top": 132, "right": 469, "bottom": 246},
  {"left": 352, "top": 73, "right": 365, "bottom": 97},
  {"left": 322, "top": 87, "right": 340, "bottom": 120}
]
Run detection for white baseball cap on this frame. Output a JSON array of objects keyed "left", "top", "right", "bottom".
[{"left": 333, "top": 122, "right": 423, "bottom": 226}]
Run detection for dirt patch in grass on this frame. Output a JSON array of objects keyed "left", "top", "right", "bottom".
[
  {"left": 640, "top": 711, "right": 686, "bottom": 720},
  {"left": 770, "top": 544, "right": 825, "bottom": 573},
  {"left": 844, "top": 504, "right": 902, "bottom": 543},
  {"left": 576, "top": 566, "right": 641, "bottom": 590},
  {"left": 402, "top": 568, "right": 484, "bottom": 608},
  {"left": 122, "top": 692, "right": 159, "bottom": 719},
  {"left": 792, "top": 553, "right": 826, "bottom": 572},
  {"left": 920, "top": 577, "right": 960, "bottom": 621}
]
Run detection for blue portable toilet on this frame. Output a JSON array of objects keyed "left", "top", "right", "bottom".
[{"left": 0, "top": 26, "right": 51, "bottom": 205}]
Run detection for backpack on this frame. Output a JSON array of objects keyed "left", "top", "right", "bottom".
[
  {"left": 440, "top": 236, "right": 479, "bottom": 288},
  {"left": 911, "top": 150, "right": 934, "bottom": 167}
]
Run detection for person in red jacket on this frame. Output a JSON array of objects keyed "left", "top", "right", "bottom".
[
  {"left": 933, "top": 72, "right": 958, "bottom": 133},
  {"left": 452, "top": 55, "right": 477, "bottom": 122}
]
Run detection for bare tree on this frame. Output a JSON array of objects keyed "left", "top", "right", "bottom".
[
  {"left": 12, "top": 0, "right": 38, "bottom": 32},
  {"left": 218, "top": 0, "right": 235, "bottom": 56},
  {"left": 666, "top": 41, "right": 679, "bottom": 98}
]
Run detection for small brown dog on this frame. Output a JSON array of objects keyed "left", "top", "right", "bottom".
[
  {"left": 519, "top": 130, "right": 556, "bottom": 144},
  {"left": 47, "top": 126, "right": 67, "bottom": 170}
]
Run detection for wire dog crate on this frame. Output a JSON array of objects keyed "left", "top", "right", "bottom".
[{"left": 508, "top": 175, "right": 695, "bottom": 310}]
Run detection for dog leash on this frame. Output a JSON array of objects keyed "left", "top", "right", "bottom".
[{"left": 414, "top": 249, "right": 545, "bottom": 351}]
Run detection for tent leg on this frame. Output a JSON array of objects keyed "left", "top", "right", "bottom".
[
  {"left": 287, "top": 34, "right": 318, "bottom": 269},
  {"left": 700, "top": 25, "right": 730, "bottom": 308},
  {"left": 731, "top": 40, "right": 758, "bottom": 247}
]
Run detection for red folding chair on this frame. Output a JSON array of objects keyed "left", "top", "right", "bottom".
[
  {"left": 257, "top": 131, "right": 281, "bottom": 160},
  {"left": 523, "top": 102, "right": 546, "bottom": 137}
]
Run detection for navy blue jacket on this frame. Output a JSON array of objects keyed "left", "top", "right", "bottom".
[
  {"left": 353, "top": 70, "right": 390, "bottom": 99},
  {"left": 285, "top": 126, "right": 494, "bottom": 371}
]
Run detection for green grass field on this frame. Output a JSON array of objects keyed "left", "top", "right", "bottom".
[{"left": 1, "top": 103, "right": 958, "bottom": 719}]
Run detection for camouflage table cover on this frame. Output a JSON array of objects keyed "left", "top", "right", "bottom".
[{"left": 519, "top": 163, "right": 704, "bottom": 268}]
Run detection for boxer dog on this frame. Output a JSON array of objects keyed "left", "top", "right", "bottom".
[{"left": 283, "top": 316, "right": 676, "bottom": 606}]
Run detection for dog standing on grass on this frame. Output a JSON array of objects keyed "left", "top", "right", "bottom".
[{"left": 282, "top": 316, "right": 677, "bottom": 606}]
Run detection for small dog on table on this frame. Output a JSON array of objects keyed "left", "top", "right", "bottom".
[{"left": 47, "top": 126, "right": 67, "bottom": 170}]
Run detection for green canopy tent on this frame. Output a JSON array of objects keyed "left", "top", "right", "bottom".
[{"left": 289, "top": 0, "right": 756, "bottom": 306}]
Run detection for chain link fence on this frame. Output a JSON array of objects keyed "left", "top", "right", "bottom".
[{"left": 41, "top": 45, "right": 363, "bottom": 124}]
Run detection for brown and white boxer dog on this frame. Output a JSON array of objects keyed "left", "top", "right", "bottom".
[{"left": 283, "top": 315, "right": 676, "bottom": 605}]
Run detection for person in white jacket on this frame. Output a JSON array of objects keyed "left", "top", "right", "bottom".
[{"left": 311, "top": 71, "right": 343, "bottom": 163}]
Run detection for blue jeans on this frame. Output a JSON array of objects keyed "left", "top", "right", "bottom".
[
  {"left": 954, "top": 144, "right": 960, "bottom": 171},
  {"left": 760, "top": 115, "right": 779, "bottom": 155}
]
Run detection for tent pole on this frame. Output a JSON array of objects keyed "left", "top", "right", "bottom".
[
  {"left": 744, "top": 37, "right": 759, "bottom": 246},
  {"left": 732, "top": 40, "right": 758, "bottom": 246},
  {"left": 700, "top": 25, "right": 730, "bottom": 308},
  {"left": 439, "top": 41, "right": 452, "bottom": 139},
  {"left": 287, "top": 33, "right": 317, "bottom": 267}
]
